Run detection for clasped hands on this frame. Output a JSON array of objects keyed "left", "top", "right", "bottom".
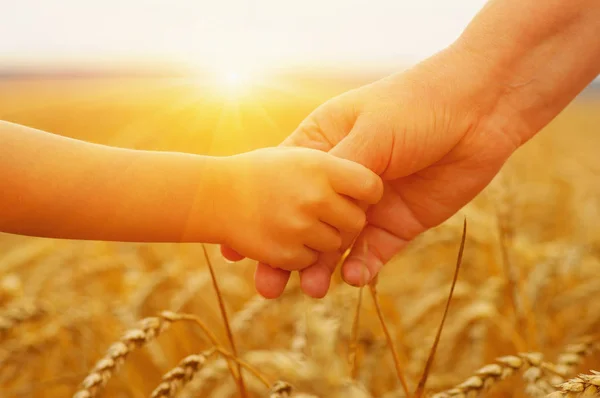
[{"left": 220, "top": 45, "right": 520, "bottom": 300}]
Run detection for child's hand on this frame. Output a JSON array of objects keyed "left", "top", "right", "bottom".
[{"left": 219, "top": 147, "right": 383, "bottom": 271}]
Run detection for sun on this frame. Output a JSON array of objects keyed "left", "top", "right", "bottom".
[
  {"left": 225, "top": 71, "right": 240, "bottom": 85},
  {"left": 215, "top": 68, "right": 257, "bottom": 98},
  {"left": 223, "top": 71, "right": 245, "bottom": 88},
  {"left": 186, "top": 58, "right": 271, "bottom": 100}
]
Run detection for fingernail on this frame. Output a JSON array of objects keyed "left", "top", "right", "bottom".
[
  {"left": 358, "top": 266, "right": 371, "bottom": 286},
  {"left": 344, "top": 258, "right": 371, "bottom": 286}
]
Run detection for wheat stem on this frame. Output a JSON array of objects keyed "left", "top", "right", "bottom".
[
  {"left": 414, "top": 218, "right": 467, "bottom": 398},
  {"left": 201, "top": 244, "right": 247, "bottom": 398},
  {"left": 215, "top": 347, "right": 272, "bottom": 389},
  {"left": 349, "top": 240, "right": 368, "bottom": 380},
  {"left": 370, "top": 276, "right": 410, "bottom": 397}
]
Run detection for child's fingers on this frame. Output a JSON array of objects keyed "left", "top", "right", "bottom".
[
  {"left": 220, "top": 245, "right": 246, "bottom": 262},
  {"left": 303, "top": 222, "right": 342, "bottom": 253},
  {"left": 254, "top": 262, "right": 291, "bottom": 299},
  {"left": 319, "top": 195, "right": 367, "bottom": 235},
  {"left": 325, "top": 157, "right": 383, "bottom": 204},
  {"left": 268, "top": 245, "right": 319, "bottom": 271}
]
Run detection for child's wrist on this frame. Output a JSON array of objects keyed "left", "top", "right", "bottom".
[
  {"left": 204, "top": 155, "right": 241, "bottom": 246},
  {"left": 177, "top": 155, "right": 236, "bottom": 244}
]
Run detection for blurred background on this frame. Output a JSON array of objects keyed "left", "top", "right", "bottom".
[
  {"left": 1, "top": 0, "right": 598, "bottom": 152},
  {"left": 1, "top": 1, "right": 600, "bottom": 398}
]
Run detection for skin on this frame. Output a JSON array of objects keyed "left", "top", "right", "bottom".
[
  {"left": 0, "top": 121, "right": 383, "bottom": 270},
  {"left": 221, "top": 0, "right": 600, "bottom": 299}
]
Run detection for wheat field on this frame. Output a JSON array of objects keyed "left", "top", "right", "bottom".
[{"left": 0, "top": 74, "right": 599, "bottom": 398}]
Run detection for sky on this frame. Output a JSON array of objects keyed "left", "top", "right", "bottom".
[{"left": 1, "top": 0, "right": 489, "bottom": 73}]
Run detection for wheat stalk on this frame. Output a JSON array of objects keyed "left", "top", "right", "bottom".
[
  {"left": 0, "top": 273, "right": 23, "bottom": 305},
  {"left": 0, "top": 298, "right": 48, "bottom": 339},
  {"left": 431, "top": 355, "right": 524, "bottom": 397},
  {"left": 72, "top": 310, "right": 221, "bottom": 398},
  {"left": 522, "top": 353, "right": 563, "bottom": 397},
  {"left": 546, "top": 370, "right": 600, "bottom": 397},
  {"left": 232, "top": 294, "right": 270, "bottom": 332},
  {"left": 549, "top": 336, "right": 600, "bottom": 386},
  {"left": 0, "top": 304, "right": 92, "bottom": 369},
  {"left": 430, "top": 352, "right": 564, "bottom": 398},
  {"left": 73, "top": 312, "right": 175, "bottom": 398},
  {"left": 413, "top": 218, "right": 467, "bottom": 398},
  {"left": 151, "top": 343, "right": 274, "bottom": 398},
  {"left": 201, "top": 244, "right": 247, "bottom": 398},
  {"left": 349, "top": 282, "right": 364, "bottom": 380},
  {"left": 150, "top": 349, "right": 216, "bottom": 398},
  {"left": 349, "top": 240, "right": 367, "bottom": 380},
  {"left": 369, "top": 275, "right": 410, "bottom": 397},
  {"left": 268, "top": 380, "right": 293, "bottom": 398}
]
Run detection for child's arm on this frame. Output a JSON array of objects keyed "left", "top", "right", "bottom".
[
  {"left": 0, "top": 120, "right": 230, "bottom": 243},
  {"left": 0, "top": 121, "right": 383, "bottom": 269}
]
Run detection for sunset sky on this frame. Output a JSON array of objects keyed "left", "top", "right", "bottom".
[{"left": 1, "top": 0, "right": 488, "bottom": 73}]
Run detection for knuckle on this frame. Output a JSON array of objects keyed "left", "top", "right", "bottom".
[
  {"left": 303, "top": 188, "right": 329, "bottom": 209},
  {"left": 302, "top": 249, "right": 319, "bottom": 266},
  {"left": 291, "top": 217, "right": 313, "bottom": 234},
  {"left": 275, "top": 247, "right": 314, "bottom": 270},
  {"left": 328, "top": 233, "right": 343, "bottom": 251},
  {"left": 300, "top": 149, "right": 326, "bottom": 168},
  {"left": 277, "top": 248, "right": 299, "bottom": 267}
]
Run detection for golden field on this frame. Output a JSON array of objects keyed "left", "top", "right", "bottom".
[{"left": 0, "top": 73, "right": 599, "bottom": 398}]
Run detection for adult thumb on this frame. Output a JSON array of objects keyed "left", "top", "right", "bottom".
[{"left": 328, "top": 117, "right": 392, "bottom": 176}]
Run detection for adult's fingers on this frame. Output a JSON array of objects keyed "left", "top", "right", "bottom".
[
  {"left": 254, "top": 262, "right": 291, "bottom": 299},
  {"left": 341, "top": 225, "right": 409, "bottom": 286},
  {"left": 280, "top": 98, "right": 354, "bottom": 152},
  {"left": 220, "top": 245, "right": 245, "bottom": 262},
  {"left": 340, "top": 182, "right": 427, "bottom": 286},
  {"left": 328, "top": 117, "right": 394, "bottom": 176},
  {"left": 307, "top": 202, "right": 369, "bottom": 294}
]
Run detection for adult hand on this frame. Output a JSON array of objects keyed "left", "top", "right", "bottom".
[
  {"left": 223, "top": 0, "right": 600, "bottom": 299},
  {"left": 223, "top": 44, "right": 521, "bottom": 298}
]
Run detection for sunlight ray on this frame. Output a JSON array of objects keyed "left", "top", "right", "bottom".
[{"left": 110, "top": 84, "right": 212, "bottom": 149}]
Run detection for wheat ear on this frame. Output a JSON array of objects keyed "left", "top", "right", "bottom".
[
  {"left": 73, "top": 311, "right": 219, "bottom": 398},
  {"left": 550, "top": 336, "right": 600, "bottom": 385},
  {"left": 150, "top": 349, "right": 217, "bottom": 398},
  {"left": 546, "top": 370, "right": 600, "bottom": 397},
  {"left": 0, "top": 298, "right": 47, "bottom": 339},
  {"left": 431, "top": 352, "right": 561, "bottom": 398},
  {"left": 268, "top": 380, "right": 293, "bottom": 398},
  {"left": 150, "top": 343, "right": 274, "bottom": 398}
]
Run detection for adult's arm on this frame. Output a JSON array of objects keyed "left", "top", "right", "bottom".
[{"left": 454, "top": 0, "right": 600, "bottom": 145}]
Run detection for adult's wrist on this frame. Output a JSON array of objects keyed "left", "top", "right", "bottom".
[
  {"left": 398, "top": 41, "right": 523, "bottom": 149},
  {"left": 448, "top": 0, "right": 600, "bottom": 146},
  {"left": 443, "top": 38, "right": 531, "bottom": 148}
]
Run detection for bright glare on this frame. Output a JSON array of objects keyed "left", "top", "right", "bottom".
[
  {"left": 226, "top": 72, "right": 240, "bottom": 85},
  {"left": 224, "top": 71, "right": 245, "bottom": 88},
  {"left": 214, "top": 68, "right": 259, "bottom": 98}
]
